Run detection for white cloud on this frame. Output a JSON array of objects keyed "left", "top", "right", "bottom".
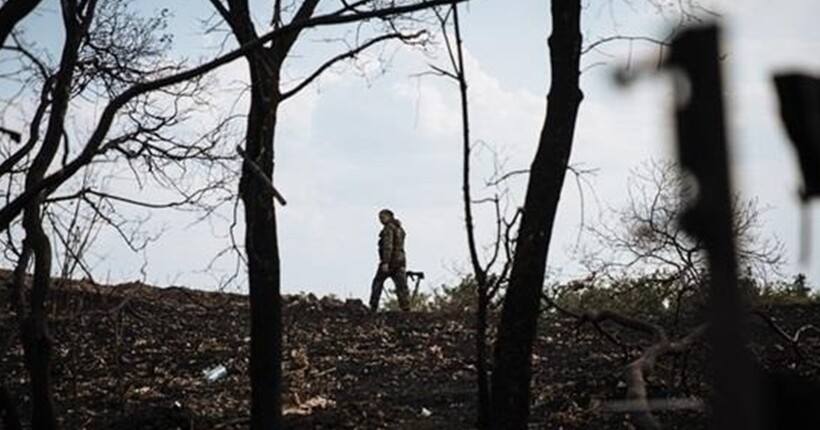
[
  {"left": 393, "top": 76, "right": 461, "bottom": 140},
  {"left": 393, "top": 47, "right": 545, "bottom": 168}
]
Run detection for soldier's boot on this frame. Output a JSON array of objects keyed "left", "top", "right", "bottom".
[
  {"left": 369, "top": 278, "right": 384, "bottom": 313},
  {"left": 396, "top": 282, "right": 411, "bottom": 312},
  {"left": 398, "top": 294, "right": 411, "bottom": 312}
]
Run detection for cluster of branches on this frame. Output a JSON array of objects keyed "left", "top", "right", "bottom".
[
  {"left": 1, "top": 0, "right": 468, "bottom": 428},
  {"left": 0, "top": 1, "right": 249, "bottom": 427},
  {"left": 574, "top": 159, "right": 785, "bottom": 322}
]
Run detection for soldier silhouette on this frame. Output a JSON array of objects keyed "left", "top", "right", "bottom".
[{"left": 368, "top": 209, "right": 410, "bottom": 312}]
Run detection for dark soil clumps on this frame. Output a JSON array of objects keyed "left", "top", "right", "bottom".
[{"left": 2, "top": 273, "right": 819, "bottom": 428}]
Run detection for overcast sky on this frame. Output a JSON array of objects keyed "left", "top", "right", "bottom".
[{"left": 3, "top": 0, "right": 820, "bottom": 299}]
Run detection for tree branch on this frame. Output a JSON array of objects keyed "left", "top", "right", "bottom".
[
  {"left": 0, "top": 0, "right": 43, "bottom": 48},
  {"left": 236, "top": 145, "right": 287, "bottom": 206},
  {"left": 281, "top": 30, "right": 425, "bottom": 101},
  {"left": 0, "top": 0, "right": 466, "bottom": 232},
  {"left": 582, "top": 35, "right": 671, "bottom": 56}
]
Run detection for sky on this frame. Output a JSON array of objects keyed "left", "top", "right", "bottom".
[{"left": 2, "top": 0, "right": 820, "bottom": 300}]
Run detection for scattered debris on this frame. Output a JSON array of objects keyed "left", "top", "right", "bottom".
[
  {"left": 203, "top": 365, "right": 228, "bottom": 382},
  {"left": 284, "top": 395, "right": 336, "bottom": 416}
]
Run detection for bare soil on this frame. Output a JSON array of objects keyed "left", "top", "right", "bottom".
[{"left": 2, "top": 272, "right": 819, "bottom": 429}]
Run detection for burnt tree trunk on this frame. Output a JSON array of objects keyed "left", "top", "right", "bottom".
[
  {"left": 446, "top": 4, "right": 492, "bottom": 427},
  {"left": 212, "top": 1, "right": 320, "bottom": 427},
  {"left": 489, "top": 0, "right": 582, "bottom": 427},
  {"left": 242, "top": 59, "right": 284, "bottom": 429},
  {"left": 13, "top": 3, "right": 90, "bottom": 428},
  {"left": 20, "top": 204, "right": 57, "bottom": 430}
]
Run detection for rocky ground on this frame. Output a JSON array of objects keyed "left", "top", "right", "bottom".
[{"left": 1, "top": 273, "right": 819, "bottom": 429}]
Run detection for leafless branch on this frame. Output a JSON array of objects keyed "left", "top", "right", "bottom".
[
  {"left": 281, "top": 30, "right": 426, "bottom": 100},
  {"left": 582, "top": 35, "right": 671, "bottom": 56},
  {"left": 581, "top": 160, "right": 783, "bottom": 316},
  {"left": 0, "top": 0, "right": 467, "bottom": 233},
  {"left": 484, "top": 168, "right": 529, "bottom": 187},
  {"left": 235, "top": 145, "right": 287, "bottom": 206},
  {"left": 426, "top": 63, "right": 458, "bottom": 80}
]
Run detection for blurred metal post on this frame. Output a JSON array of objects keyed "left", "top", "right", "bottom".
[{"left": 667, "top": 25, "right": 759, "bottom": 430}]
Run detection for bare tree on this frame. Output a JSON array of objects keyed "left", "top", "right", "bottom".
[
  {"left": 12, "top": 3, "right": 105, "bottom": 426},
  {"left": 0, "top": 2, "right": 220, "bottom": 426},
  {"left": 423, "top": 6, "right": 520, "bottom": 427},
  {"left": 580, "top": 159, "right": 784, "bottom": 318},
  {"left": 488, "top": 0, "right": 584, "bottom": 427},
  {"left": 205, "top": 1, "right": 466, "bottom": 428}
]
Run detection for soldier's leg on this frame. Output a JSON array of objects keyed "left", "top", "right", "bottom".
[
  {"left": 369, "top": 269, "right": 389, "bottom": 312},
  {"left": 390, "top": 266, "right": 411, "bottom": 311}
]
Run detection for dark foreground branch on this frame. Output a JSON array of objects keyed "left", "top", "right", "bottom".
[
  {"left": 753, "top": 310, "right": 820, "bottom": 370},
  {"left": 623, "top": 324, "right": 707, "bottom": 429},
  {"left": 542, "top": 295, "right": 707, "bottom": 429}
]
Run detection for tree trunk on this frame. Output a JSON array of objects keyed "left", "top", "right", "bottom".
[
  {"left": 21, "top": 166, "right": 59, "bottom": 430},
  {"left": 447, "top": 4, "right": 491, "bottom": 427},
  {"left": 489, "top": 0, "right": 582, "bottom": 428},
  {"left": 240, "top": 55, "right": 283, "bottom": 430},
  {"left": 13, "top": 3, "right": 88, "bottom": 426},
  {"left": 210, "top": 1, "right": 320, "bottom": 427},
  {"left": 476, "top": 281, "right": 490, "bottom": 427},
  {"left": 20, "top": 213, "right": 58, "bottom": 430}
]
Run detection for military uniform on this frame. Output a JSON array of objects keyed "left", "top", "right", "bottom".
[{"left": 369, "top": 219, "right": 410, "bottom": 311}]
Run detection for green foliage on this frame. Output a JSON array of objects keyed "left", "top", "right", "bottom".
[
  {"left": 381, "top": 285, "right": 433, "bottom": 312},
  {"left": 382, "top": 274, "right": 477, "bottom": 312},
  {"left": 753, "top": 274, "right": 820, "bottom": 306},
  {"left": 429, "top": 274, "right": 505, "bottom": 313},
  {"left": 381, "top": 274, "right": 504, "bottom": 313},
  {"left": 431, "top": 275, "right": 479, "bottom": 313},
  {"left": 382, "top": 292, "right": 432, "bottom": 312},
  {"left": 551, "top": 275, "right": 685, "bottom": 322},
  {"left": 551, "top": 273, "right": 820, "bottom": 322},
  {"left": 383, "top": 272, "right": 819, "bottom": 316}
]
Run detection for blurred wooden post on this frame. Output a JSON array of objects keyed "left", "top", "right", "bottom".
[
  {"left": 667, "top": 25, "right": 759, "bottom": 430},
  {"left": 773, "top": 74, "right": 820, "bottom": 260}
]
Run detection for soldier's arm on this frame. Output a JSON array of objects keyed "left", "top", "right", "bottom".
[{"left": 379, "top": 227, "right": 394, "bottom": 264}]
